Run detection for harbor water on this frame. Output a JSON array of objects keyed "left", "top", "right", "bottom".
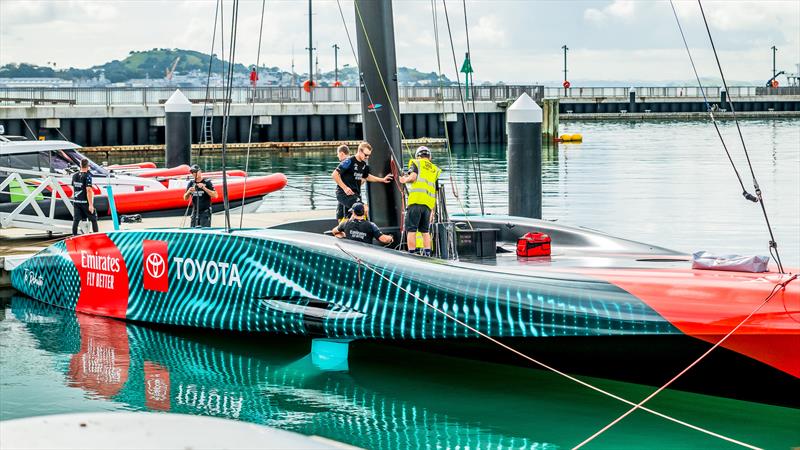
[{"left": 2, "top": 119, "right": 799, "bottom": 448}]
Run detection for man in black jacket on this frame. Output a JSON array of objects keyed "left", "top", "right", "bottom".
[{"left": 71, "top": 158, "right": 98, "bottom": 235}]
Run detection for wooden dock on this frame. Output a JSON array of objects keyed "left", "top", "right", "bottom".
[{"left": 79, "top": 138, "right": 447, "bottom": 157}]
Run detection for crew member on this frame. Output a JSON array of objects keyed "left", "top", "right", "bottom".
[
  {"left": 398, "top": 146, "right": 441, "bottom": 256},
  {"left": 335, "top": 144, "right": 351, "bottom": 222},
  {"left": 183, "top": 165, "right": 218, "bottom": 227},
  {"left": 331, "top": 141, "right": 392, "bottom": 220},
  {"left": 336, "top": 144, "right": 350, "bottom": 162},
  {"left": 331, "top": 202, "right": 394, "bottom": 246},
  {"left": 71, "top": 158, "right": 98, "bottom": 236}
]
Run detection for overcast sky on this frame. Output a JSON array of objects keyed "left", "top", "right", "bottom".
[{"left": 1, "top": 0, "right": 798, "bottom": 83}]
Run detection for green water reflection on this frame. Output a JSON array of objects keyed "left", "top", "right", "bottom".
[{"left": 2, "top": 295, "right": 798, "bottom": 449}]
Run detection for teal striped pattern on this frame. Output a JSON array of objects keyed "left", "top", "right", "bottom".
[
  {"left": 10, "top": 241, "right": 80, "bottom": 311},
  {"left": 13, "top": 229, "right": 680, "bottom": 339}
]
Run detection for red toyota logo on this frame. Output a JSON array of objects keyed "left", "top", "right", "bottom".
[{"left": 143, "top": 240, "right": 168, "bottom": 292}]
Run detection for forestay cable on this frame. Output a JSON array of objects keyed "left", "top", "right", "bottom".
[
  {"left": 440, "top": 0, "right": 485, "bottom": 215},
  {"left": 239, "top": 0, "right": 267, "bottom": 228},
  {"left": 696, "top": 0, "right": 785, "bottom": 273}
]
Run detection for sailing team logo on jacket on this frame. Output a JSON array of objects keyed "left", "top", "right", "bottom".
[{"left": 143, "top": 240, "right": 169, "bottom": 292}]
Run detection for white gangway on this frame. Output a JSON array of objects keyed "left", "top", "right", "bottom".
[{"left": 0, "top": 166, "right": 75, "bottom": 233}]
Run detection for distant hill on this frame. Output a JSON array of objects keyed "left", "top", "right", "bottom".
[
  {"left": 101, "top": 48, "right": 250, "bottom": 82},
  {"left": 0, "top": 48, "right": 454, "bottom": 85}
]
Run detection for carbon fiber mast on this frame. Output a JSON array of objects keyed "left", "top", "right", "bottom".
[{"left": 354, "top": 0, "right": 404, "bottom": 229}]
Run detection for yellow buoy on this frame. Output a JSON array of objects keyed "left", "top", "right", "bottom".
[
  {"left": 559, "top": 134, "right": 572, "bottom": 141},
  {"left": 570, "top": 133, "right": 583, "bottom": 141}
]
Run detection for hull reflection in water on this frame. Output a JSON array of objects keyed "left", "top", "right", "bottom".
[{"left": 8, "top": 295, "right": 800, "bottom": 450}]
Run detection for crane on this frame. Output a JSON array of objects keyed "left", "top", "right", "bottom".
[{"left": 165, "top": 56, "right": 180, "bottom": 81}]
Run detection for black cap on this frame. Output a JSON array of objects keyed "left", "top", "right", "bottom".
[
  {"left": 190, "top": 164, "right": 201, "bottom": 173},
  {"left": 352, "top": 202, "right": 365, "bottom": 216}
]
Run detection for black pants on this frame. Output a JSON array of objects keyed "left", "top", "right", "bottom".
[
  {"left": 72, "top": 203, "right": 98, "bottom": 236},
  {"left": 191, "top": 208, "right": 212, "bottom": 228},
  {"left": 336, "top": 191, "right": 361, "bottom": 221}
]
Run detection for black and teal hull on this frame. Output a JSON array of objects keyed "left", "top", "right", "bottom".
[{"left": 10, "top": 225, "right": 799, "bottom": 403}]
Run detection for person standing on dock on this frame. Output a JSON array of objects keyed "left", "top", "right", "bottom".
[
  {"left": 331, "top": 202, "right": 394, "bottom": 246},
  {"left": 332, "top": 142, "right": 392, "bottom": 222},
  {"left": 183, "top": 165, "right": 218, "bottom": 228},
  {"left": 398, "top": 146, "right": 441, "bottom": 256},
  {"left": 71, "top": 158, "right": 98, "bottom": 236}
]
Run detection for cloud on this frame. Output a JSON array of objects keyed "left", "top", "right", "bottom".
[
  {"left": 469, "top": 15, "right": 506, "bottom": 48},
  {"left": 584, "top": 0, "right": 636, "bottom": 24}
]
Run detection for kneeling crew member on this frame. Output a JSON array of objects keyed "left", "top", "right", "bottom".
[
  {"left": 183, "top": 165, "right": 218, "bottom": 227},
  {"left": 332, "top": 202, "right": 394, "bottom": 246},
  {"left": 71, "top": 158, "right": 98, "bottom": 236},
  {"left": 398, "top": 146, "right": 441, "bottom": 256}
]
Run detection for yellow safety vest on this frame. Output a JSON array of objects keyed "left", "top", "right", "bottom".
[{"left": 407, "top": 158, "right": 441, "bottom": 209}]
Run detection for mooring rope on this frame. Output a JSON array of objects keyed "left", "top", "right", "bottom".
[
  {"left": 573, "top": 274, "right": 797, "bottom": 449},
  {"left": 333, "top": 243, "right": 762, "bottom": 449}
]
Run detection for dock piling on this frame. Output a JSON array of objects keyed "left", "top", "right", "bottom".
[
  {"left": 629, "top": 87, "right": 636, "bottom": 113},
  {"left": 541, "top": 98, "right": 559, "bottom": 142},
  {"left": 164, "top": 89, "right": 192, "bottom": 167},
  {"left": 507, "top": 93, "right": 543, "bottom": 219}
]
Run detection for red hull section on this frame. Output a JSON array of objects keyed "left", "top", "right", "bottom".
[
  {"left": 107, "top": 162, "right": 157, "bottom": 170},
  {"left": 136, "top": 165, "right": 191, "bottom": 178},
  {"left": 114, "top": 173, "right": 287, "bottom": 214},
  {"left": 583, "top": 267, "right": 800, "bottom": 377}
]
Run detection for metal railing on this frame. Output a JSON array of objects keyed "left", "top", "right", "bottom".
[
  {"left": 1, "top": 85, "right": 791, "bottom": 107},
  {"left": 542, "top": 86, "right": 768, "bottom": 98},
  {"left": 0, "top": 85, "right": 547, "bottom": 107}
]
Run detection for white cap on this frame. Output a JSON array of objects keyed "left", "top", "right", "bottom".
[
  {"left": 506, "top": 93, "right": 542, "bottom": 123},
  {"left": 164, "top": 89, "right": 192, "bottom": 113}
]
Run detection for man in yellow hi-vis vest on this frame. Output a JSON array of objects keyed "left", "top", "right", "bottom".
[{"left": 398, "top": 146, "right": 441, "bottom": 256}]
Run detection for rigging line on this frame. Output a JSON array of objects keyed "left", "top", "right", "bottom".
[
  {"left": 573, "top": 274, "right": 797, "bottom": 450},
  {"left": 334, "top": 0, "right": 408, "bottom": 209},
  {"left": 202, "top": 0, "right": 221, "bottom": 126},
  {"left": 20, "top": 118, "right": 36, "bottom": 140},
  {"left": 669, "top": 1, "right": 749, "bottom": 197},
  {"left": 220, "top": 0, "right": 240, "bottom": 232},
  {"left": 440, "top": 0, "right": 485, "bottom": 215},
  {"left": 459, "top": 0, "right": 486, "bottom": 216},
  {"left": 352, "top": 0, "right": 414, "bottom": 160},
  {"left": 431, "top": 0, "right": 473, "bottom": 229},
  {"left": 219, "top": 0, "right": 225, "bottom": 104},
  {"left": 697, "top": 0, "right": 784, "bottom": 274},
  {"left": 333, "top": 243, "right": 760, "bottom": 450},
  {"left": 239, "top": 0, "right": 267, "bottom": 229}
]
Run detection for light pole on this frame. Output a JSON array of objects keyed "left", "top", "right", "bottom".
[
  {"left": 771, "top": 45, "right": 777, "bottom": 80},
  {"left": 562, "top": 45, "right": 569, "bottom": 96},
  {"left": 332, "top": 43, "right": 340, "bottom": 86},
  {"left": 306, "top": 0, "right": 315, "bottom": 98}
]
